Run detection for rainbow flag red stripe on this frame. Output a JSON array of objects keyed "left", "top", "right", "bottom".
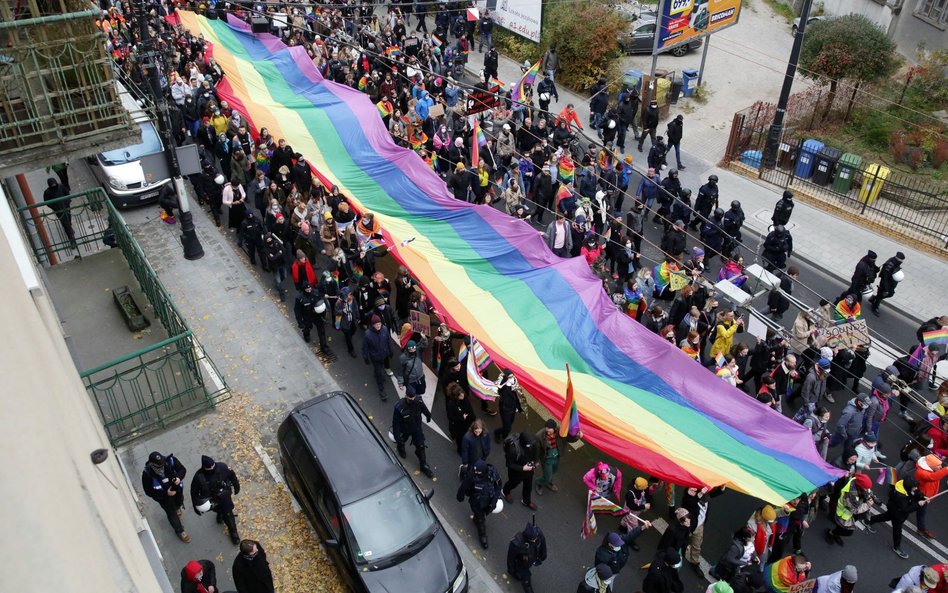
[
  {"left": 511, "top": 59, "right": 541, "bottom": 103},
  {"left": 559, "top": 364, "right": 581, "bottom": 437},
  {"left": 923, "top": 328, "right": 948, "bottom": 345}
]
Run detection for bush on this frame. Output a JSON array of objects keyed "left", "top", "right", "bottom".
[{"left": 492, "top": 0, "right": 627, "bottom": 92}]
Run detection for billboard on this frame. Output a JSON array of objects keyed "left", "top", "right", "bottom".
[
  {"left": 656, "top": 0, "right": 742, "bottom": 52},
  {"left": 478, "top": 0, "right": 543, "bottom": 43}
]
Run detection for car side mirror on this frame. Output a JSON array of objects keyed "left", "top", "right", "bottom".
[
  {"left": 425, "top": 488, "right": 435, "bottom": 501},
  {"left": 325, "top": 538, "right": 339, "bottom": 548}
]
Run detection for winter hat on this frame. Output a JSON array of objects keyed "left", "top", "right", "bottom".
[
  {"left": 820, "top": 346, "right": 834, "bottom": 361},
  {"left": 148, "top": 451, "right": 165, "bottom": 465},
  {"left": 184, "top": 560, "right": 203, "bottom": 582},
  {"left": 782, "top": 190, "right": 794, "bottom": 200},
  {"left": 405, "top": 384, "right": 417, "bottom": 397},
  {"left": 634, "top": 477, "right": 648, "bottom": 491},
  {"left": 201, "top": 455, "right": 215, "bottom": 469},
  {"left": 374, "top": 296, "right": 387, "bottom": 308},
  {"left": 607, "top": 532, "right": 624, "bottom": 547},
  {"left": 693, "top": 246, "right": 705, "bottom": 257},
  {"left": 923, "top": 567, "right": 940, "bottom": 588},
  {"left": 867, "top": 250, "right": 877, "bottom": 259},
  {"left": 926, "top": 454, "right": 943, "bottom": 469},
  {"left": 854, "top": 473, "right": 873, "bottom": 490},
  {"left": 862, "top": 432, "right": 878, "bottom": 444},
  {"left": 406, "top": 340, "right": 417, "bottom": 350},
  {"left": 473, "top": 459, "right": 488, "bottom": 474},
  {"left": 675, "top": 507, "right": 690, "bottom": 521},
  {"left": 818, "top": 358, "right": 831, "bottom": 370},
  {"left": 596, "top": 564, "right": 614, "bottom": 580},
  {"left": 674, "top": 219, "right": 685, "bottom": 228},
  {"left": 370, "top": 314, "right": 382, "bottom": 324},
  {"left": 523, "top": 522, "right": 540, "bottom": 540},
  {"left": 760, "top": 505, "right": 777, "bottom": 522},
  {"left": 841, "top": 566, "right": 858, "bottom": 583},
  {"left": 545, "top": 419, "right": 557, "bottom": 430},
  {"left": 663, "top": 548, "right": 681, "bottom": 566},
  {"left": 624, "top": 155, "right": 633, "bottom": 164},
  {"left": 456, "top": 161, "right": 465, "bottom": 171},
  {"left": 712, "top": 581, "right": 734, "bottom": 593},
  {"left": 896, "top": 251, "right": 906, "bottom": 260}
]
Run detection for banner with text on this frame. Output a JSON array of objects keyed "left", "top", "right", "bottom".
[
  {"left": 480, "top": 0, "right": 543, "bottom": 43},
  {"left": 657, "top": 0, "right": 742, "bottom": 52},
  {"left": 816, "top": 319, "right": 870, "bottom": 349}
]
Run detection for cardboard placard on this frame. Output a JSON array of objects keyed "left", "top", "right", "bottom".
[
  {"left": 816, "top": 319, "right": 870, "bottom": 349},
  {"left": 669, "top": 271, "right": 689, "bottom": 292},
  {"left": 788, "top": 579, "right": 816, "bottom": 593},
  {"left": 410, "top": 310, "right": 431, "bottom": 336},
  {"left": 428, "top": 103, "right": 445, "bottom": 119}
]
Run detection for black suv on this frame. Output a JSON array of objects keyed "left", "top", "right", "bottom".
[{"left": 278, "top": 391, "right": 467, "bottom": 593}]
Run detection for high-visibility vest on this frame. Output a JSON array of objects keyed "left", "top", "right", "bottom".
[{"left": 835, "top": 477, "right": 856, "bottom": 522}]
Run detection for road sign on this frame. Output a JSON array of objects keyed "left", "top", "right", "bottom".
[{"left": 465, "top": 85, "right": 501, "bottom": 116}]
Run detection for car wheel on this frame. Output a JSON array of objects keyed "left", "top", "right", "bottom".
[
  {"left": 791, "top": 25, "right": 798, "bottom": 35},
  {"left": 671, "top": 45, "right": 687, "bottom": 57}
]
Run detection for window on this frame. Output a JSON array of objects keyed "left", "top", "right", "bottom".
[
  {"left": 915, "top": 0, "right": 948, "bottom": 26},
  {"left": 98, "top": 122, "right": 162, "bottom": 164},
  {"left": 342, "top": 477, "right": 435, "bottom": 563}
]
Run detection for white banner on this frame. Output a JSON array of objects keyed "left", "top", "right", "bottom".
[{"left": 480, "top": 0, "right": 543, "bottom": 43}]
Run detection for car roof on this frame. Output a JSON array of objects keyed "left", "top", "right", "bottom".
[{"left": 290, "top": 391, "right": 405, "bottom": 505}]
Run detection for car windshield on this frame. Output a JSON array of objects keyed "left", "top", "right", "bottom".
[
  {"left": 343, "top": 477, "right": 436, "bottom": 563},
  {"left": 99, "top": 122, "right": 162, "bottom": 165}
]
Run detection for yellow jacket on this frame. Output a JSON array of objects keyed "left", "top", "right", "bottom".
[{"left": 710, "top": 321, "right": 739, "bottom": 358}]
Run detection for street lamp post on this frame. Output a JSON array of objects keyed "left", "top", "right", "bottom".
[
  {"left": 135, "top": 0, "right": 204, "bottom": 260},
  {"left": 761, "top": 0, "right": 815, "bottom": 168}
]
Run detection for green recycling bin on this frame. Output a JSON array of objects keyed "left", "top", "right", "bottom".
[{"left": 833, "top": 152, "right": 863, "bottom": 194}]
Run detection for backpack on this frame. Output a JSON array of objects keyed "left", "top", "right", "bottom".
[{"left": 793, "top": 403, "right": 815, "bottom": 425}]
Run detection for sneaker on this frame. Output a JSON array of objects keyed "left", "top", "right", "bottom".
[
  {"left": 893, "top": 547, "right": 909, "bottom": 559},
  {"left": 900, "top": 410, "right": 912, "bottom": 421},
  {"left": 825, "top": 393, "right": 836, "bottom": 404},
  {"left": 385, "top": 369, "right": 394, "bottom": 376},
  {"left": 864, "top": 523, "right": 877, "bottom": 534},
  {"left": 522, "top": 501, "right": 538, "bottom": 510},
  {"left": 547, "top": 483, "right": 559, "bottom": 492},
  {"left": 178, "top": 531, "right": 191, "bottom": 543},
  {"left": 920, "top": 529, "right": 936, "bottom": 539}
]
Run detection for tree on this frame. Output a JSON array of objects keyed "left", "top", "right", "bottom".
[{"left": 798, "top": 14, "right": 899, "bottom": 121}]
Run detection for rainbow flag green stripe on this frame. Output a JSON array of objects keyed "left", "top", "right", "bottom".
[{"left": 180, "top": 12, "right": 841, "bottom": 503}]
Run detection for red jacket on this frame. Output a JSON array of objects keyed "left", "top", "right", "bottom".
[
  {"left": 556, "top": 107, "right": 583, "bottom": 130},
  {"left": 291, "top": 260, "right": 315, "bottom": 287},
  {"left": 927, "top": 420, "right": 948, "bottom": 457},
  {"left": 916, "top": 459, "right": 948, "bottom": 498}
]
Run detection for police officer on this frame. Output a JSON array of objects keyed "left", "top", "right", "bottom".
[
  {"left": 294, "top": 281, "right": 331, "bottom": 354},
  {"left": 190, "top": 455, "right": 241, "bottom": 545},
  {"left": 691, "top": 174, "right": 719, "bottom": 231},
  {"left": 456, "top": 459, "right": 502, "bottom": 549},
  {"left": 142, "top": 451, "right": 191, "bottom": 543},
  {"left": 700, "top": 208, "right": 726, "bottom": 264},
  {"left": 772, "top": 190, "right": 795, "bottom": 226},
  {"left": 506, "top": 521, "right": 548, "bottom": 593},
  {"left": 392, "top": 385, "right": 434, "bottom": 477},
  {"left": 239, "top": 211, "right": 264, "bottom": 266},
  {"left": 762, "top": 224, "right": 793, "bottom": 272},
  {"left": 721, "top": 199, "right": 746, "bottom": 258}
]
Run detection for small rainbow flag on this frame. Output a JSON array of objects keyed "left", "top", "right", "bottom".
[
  {"left": 877, "top": 466, "right": 899, "bottom": 486},
  {"left": 923, "top": 328, "right": 948, "bottom": 346},
  {"left": 590, "top": 494, "right": 625, "bottom": 515},
  {"left": 431, "top": 34, "right": 443, "bottom": 48},
  {"left": 471, "top": 337, "right": 492, "bottom": 371},
  {"left": 555, "top": 184, "right": 573, "bottom": 210},
  {"left": 457, "top": 341, "right": 468, "bottom": 362},
  {"left": 385, "top": 46, "right": 401, "bottom": 57},
  {"left": 511, "top": 59, "right": 541, "bottom": 103},
  {"left": 560, "top": 364, "right": 581, "bottom": 438},
  {"left": 490, "top": 77, "right": 506, "bottom": 90},
  {"left": 376, "top": 100, "right": 392, "bottom": 118},
  {"left": 581, "top": 491, "right": 598, "bottom": 540},
  {"left": 362, "top": 238, "right": 385, "bottom": 252},
  {"left": 467, "top": 344, "right": 498, "bottom": 400},
  {"left": 476, "top": 124, "right": 487, "bottom": 148},
  {"left": 558, "top": 157, "right": 575, "bottom": 183},
  {"left": 715, "top": 353, "right": 726, "bottom": 368}
]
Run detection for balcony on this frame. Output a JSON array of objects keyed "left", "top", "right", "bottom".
[{"left": 0, "top": 0, "right": 138, "bottom": 176}]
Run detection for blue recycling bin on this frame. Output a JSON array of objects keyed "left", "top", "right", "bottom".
[
  {"left": 681, "top": 69, "right": 699, "bottom": 97},
  {"left": 794, "top": 139, "right": 824, "bottom": 179},
  {"left": 741, "top": 150, "right": 762, "bottom": 169}
]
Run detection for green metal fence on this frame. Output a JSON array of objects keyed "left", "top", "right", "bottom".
[{"left": 16, "top": 188, "right": 229, "bottom": 445}]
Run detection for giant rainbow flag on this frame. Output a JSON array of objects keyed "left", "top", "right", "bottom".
[{"left": 178, "top": 12, "right": 842, "bottom": 503}]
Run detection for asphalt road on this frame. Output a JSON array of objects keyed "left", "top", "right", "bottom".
[{"left": 97, "top": 161, "right": 939, "bottom": 591}]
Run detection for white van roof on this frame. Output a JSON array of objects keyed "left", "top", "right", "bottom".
[{"left": 115, "top": 80, "right": 153, "bottom": 124}]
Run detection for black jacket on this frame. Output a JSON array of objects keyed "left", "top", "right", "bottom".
[
  {"left": 392, "top": 398, "right": 432, "bottom": 445},
  {"left": 642, "top": 559, "right": 684, "bottom": 593},
  {"left": 694, "top": 182, "right": 718, "bottom": 215},
  {"left": 181, "top": 560, "right": 217, "bottom": 593},
  {"left": 232, "top": 543, "right": 275, "bottom": 593},
  {"left": 190, "top": 462, "right": 240, "bottom": 512},
  {"left": 507, "top": 528, "right": 548, "bottom": 579},
  {"left": 141, "top": 454, "right": 187, "bottom": 504},
  {"left": 772, "top": 197, "right": 794, "bottom": 225},
  {"left": 661, "top": 228, "right": 687, "bottom": 258},
  {"left": 680, "top": 487, "right": 725, "bottom": 533},
  {"left": 445, "top": 395, "right": 475, "bottom": 437},
  {"left": 878, "top": 255, "right": 902, "bottom": 295},
  {"left": 666, "top": 118, "right": 683, "bottom": 143},
  {"left": 849, "top": 255, "right": 879, "bottom": 293},
  {"left": 642, "top": 105, "right": 660, "bottom": 130}
]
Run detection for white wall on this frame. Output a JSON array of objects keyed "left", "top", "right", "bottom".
[
  {"left": 818, "top": 0, "right": 894, "bottom": 30},
  {"left": 0, "top": 188, "right": 165, "bottom": 593}
]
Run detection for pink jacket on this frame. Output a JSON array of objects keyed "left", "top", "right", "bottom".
[{"left": 583, "top": 462, "right": 622, "bottom": 501}]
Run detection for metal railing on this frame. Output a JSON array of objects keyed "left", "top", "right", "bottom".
[
  {"left": 15, "top": 188, "right": 230, "bottom": 444},
  {"left": 725, "top": 114, "right": 948, "bottom": 252}
]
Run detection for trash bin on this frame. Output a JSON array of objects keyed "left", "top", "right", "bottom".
[
  {"left": 858, "top": 163, "right": 890, "bottom": 206},
  {"left": 777, "top": 141, "right": 796, "bottom": 170},
  {"left": 669, "top": 77, "right": 683, "bottom": 104},
  {"left": 622, "top": 69, "right": 643, "bottom": 94},
  {"left": 794, "top": 139, "right": 824, "bottom": 179},
  {"left": 833, "top": 153, "right": 863, "bottom": 194},
  {"left": 812, "top": 146, "right": 842, "bottom": 185},
  {"left": 741, "top": 150, "right": 762, "bottom": 169},
  {"left": 655, "top": 77, "right": 672, "bottom": 106},
  {"left": 681, "top": 68, "right": 699, "bottom": 97}
]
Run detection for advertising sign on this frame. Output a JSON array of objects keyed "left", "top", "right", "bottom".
[
  {"left": 657, "top": 0, "right": 742, "bottom": 52},
  {"left": 478, "top": 0, "right": 542, "bottom": 43}
]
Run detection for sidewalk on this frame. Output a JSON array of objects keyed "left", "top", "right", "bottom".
[{"left": 465, "top": 48, "right": 948, "bottom": 324}]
